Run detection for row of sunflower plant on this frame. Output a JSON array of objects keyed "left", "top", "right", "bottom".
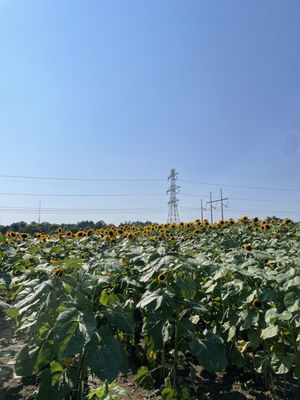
[{"left": 0, "top": 217, "right": 299, "bottom": 399}]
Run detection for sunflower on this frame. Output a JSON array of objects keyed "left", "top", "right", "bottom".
[
  {"left": 157, "top": 273, "right": 167, "bottom": 284},
  {"left": 253, "top": 216, "right": 259, "bottom": 222},
  {"left": 51, "top": 267, "right": 63, "bottom": 277},
  {"left": 127, "top": 233, "right": 134, "bottom": 240},
  {"left": 251, "top": 298, "right": 262, "bottom": 309},
  {"left": 20, "top": 233, "right": 28, "bottom": 240},
  {"left": 76, "top": 231, "right": 84, "bottom": 238},
  {"left": 56, "top": 227, "right": 63, "bottom": 233},
  {"left": 243, "top": 243, "right": 252, "bottom": 251},
  {"left": 266, "top": 259, "right": 276, "bottom": 269},
  {"left": 66, "top": 231, "right": 73, "bottom": 238},
  {"left": 239, "top": 216, "right": 249, "bottom": 223},
  {"left": 8, "top": 231, "right": 16, "bottom": 238},
  {"left": 236, "top": 340, "right": 248, "bottom": 353}
]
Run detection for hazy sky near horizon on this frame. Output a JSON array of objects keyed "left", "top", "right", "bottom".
[{"left": 0, "top": 0, "right": 300, "bottom": 225}]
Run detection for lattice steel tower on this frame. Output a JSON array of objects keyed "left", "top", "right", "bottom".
[{"left": 167, "top": 168, "right": 180, "bottom": 223}]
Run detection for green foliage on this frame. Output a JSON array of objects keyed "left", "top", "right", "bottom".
[{"left": 1, "top": 219, "right": 299, "bottom": 398}]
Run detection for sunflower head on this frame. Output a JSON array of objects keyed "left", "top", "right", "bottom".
[
  {"left": 251, "top": 298, "right": 262, "bottom": 309},
  {"left": 240, "top": 216, "right": 249, "bottom": 223},
  {"left": 76, "top": 231, "right": 84, "bottom": 238},
  {"left": 266, "top": 259, "right": 276, "bottom": 269},
  {"left": 20, "top": 233, "right": 28, "bottom": 240},
  {"left": 56, "top": 228, "right": 63, "bottom": 233},
  {"left": 236, "top": 340, "right": 248, "bottom": 353},
  {"left": 8, "top": 231, "right": 17, "bottom": 238},
  {"left": 51, "top": 267, "right": 63, "bottom": 278},
  {"left": 243, "top": 243, "right": 252, "bottom": 251},
  {"left": 157, "top": 273, "right": 167, "bottom": 284}
]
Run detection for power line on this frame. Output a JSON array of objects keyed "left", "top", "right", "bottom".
[
  {"left": 0, "top": 174, "right": 165, "bottom": 182},
  {"left": 180, "top": 179, "right": 300, "bottom": 192},
  {"left": 183, "top": 206, "right": 300, "bottom": 215},
  {"left": 0, "top": 173, "right": 298, "bottom": 192},
  {"left": 0, "top": 192, "right": 165, "bottom": 198}
]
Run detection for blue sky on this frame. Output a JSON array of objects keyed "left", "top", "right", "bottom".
[{"left": 0, "top": 0, "right": 300, "bottom": 225}]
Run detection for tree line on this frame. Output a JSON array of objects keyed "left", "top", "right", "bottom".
[{"left": 0, "top": 220, "right": 154, "bottom": 234}]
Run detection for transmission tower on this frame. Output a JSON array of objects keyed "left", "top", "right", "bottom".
[{"left": 167, "top": 169, "right": 180, "bottom": 223}]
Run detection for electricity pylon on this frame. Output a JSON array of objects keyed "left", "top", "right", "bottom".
[{"left": 167, "top": 169, "right": 180, "bottom": 223}]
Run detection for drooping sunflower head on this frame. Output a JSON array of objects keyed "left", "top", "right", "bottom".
[
  {"left": 157, "top": 273, "right": 167, "bottom": 284},
  {"left": 51, "top": 267, "right": 63, "bottom": 278},
  {"left": 236, "top": 340, "right": 248, "bottom": 353},
  {"left": 266, "top": 259, "right": 276, "bottom": 269},
  {"left": 251, "top": 298, "right": 262, "bottom": 309}
]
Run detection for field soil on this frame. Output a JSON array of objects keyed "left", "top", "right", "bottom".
[{"left": 0, "top": 317, "right": 299, "bottom": 400}]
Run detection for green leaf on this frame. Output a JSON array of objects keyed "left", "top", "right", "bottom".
[
  {"left": 284, "top": 292, "right": 300, "bottom": 312},
  {"left": 248, "top": 329, "right": 261, "bottom": 349},
  {"left": 189, "top": 331, "right": 228, "bottom": 373},
  {"left": 105, "top": 307, "right": 133, "bottom": 333},
  {"left": 15, "top": 343, "right": 39, "bottom": 376},
  {"left": 227, "top": 326, "right": 236, "bottom": 342},
  {"left": 100, "top": 289, "right": 120, "bottom": 306},
  {"left": 161, "top": 386, "right": 176, "bottom": 400},
  {"left": 253, "top": 351, "right": 270, "bottom": 374},
  {"left": 5, "top": 307, "right": 19, "bottom": 319},
  {"left": 0, "top": 271, "right": 11, "bottom": 287},
  {"left": 50, "top": 361, "right": 65, "bottom": 385},
  {"left": 54, "top": 308, "right": 86, "bottom": 357},
  {"left": 135, "top": 365, "right": 154, "bottom": 388},
  {"left": 271, "top": 352, "right": 293, "bottom": 374},
  {"left": 260, "top": 325, "right": 279, "bottom": 340},
  {"left": 85, "top": 327, "right": 128, "bottom": 382},
  {"left": 229, "top": 346, "right": 247, "bottom": 368}
]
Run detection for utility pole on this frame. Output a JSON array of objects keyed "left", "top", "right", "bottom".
[
  {"left": 206, "top": 189, "right": 228, "bottom": 223},
  {"left": 38, "top": 199, "right": 41, "bottom": 224},
  {"left": 207, "top": 192, "right": 216, "bottom": 224},
  {"left": 167, "top": 169, "right": 180, "bottom": 223},
  {"left": 200, "top": 199, "right": 206, "bottom": 222},
  {"left": 220, "top": 189, "right": 228, "bottom": 220}
]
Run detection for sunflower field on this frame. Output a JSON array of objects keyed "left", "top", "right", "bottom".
[{"left": 0, "top": 217, "right": 299, "bottom": 399}]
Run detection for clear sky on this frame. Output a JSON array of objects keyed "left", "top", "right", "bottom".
[{"left": 0, "top": 0, "right": 300, "bottom": 225}]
